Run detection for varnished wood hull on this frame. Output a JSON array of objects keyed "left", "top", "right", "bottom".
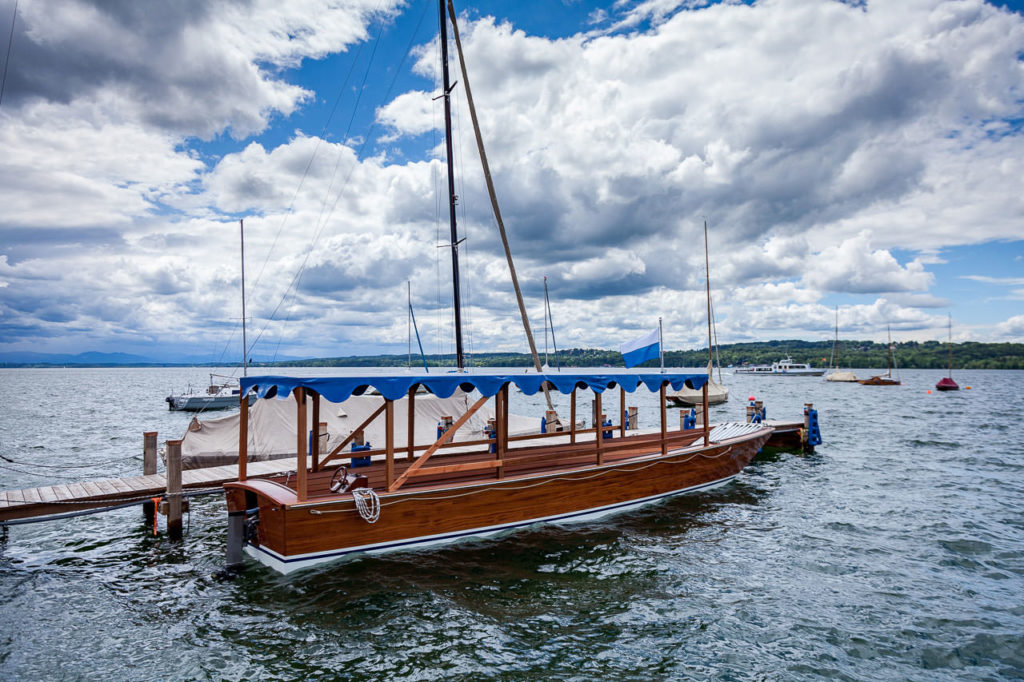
[{"left": 225, "top": 428, "right": 772, "bottom": 574}]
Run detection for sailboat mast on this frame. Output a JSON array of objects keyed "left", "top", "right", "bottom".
[
  {"left": 947, "top": 314, "right": 953, "bottom": 377},
  {"left": 439, "top": 0, "right": 464, "bottom": 371},
  {"left": 240, "top": 219, "right": 247, "bottom": 377},
  {"left": 704, "top": 220, "right": 713, "bottom": 375}
]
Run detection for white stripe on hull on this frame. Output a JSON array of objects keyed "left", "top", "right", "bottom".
[{"left": 245, "top": 472, "right": 740, "bottom": 575}]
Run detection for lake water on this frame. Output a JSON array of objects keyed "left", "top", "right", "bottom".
[{"left": 1, "top": 366, "right": 1022, "bottom": 680}]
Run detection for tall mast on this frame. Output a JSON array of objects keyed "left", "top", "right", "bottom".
[
  {"left": 947, "top": 313, "right": 953, "bottom": 377},
  {"left": 240, "top": 219, "right": 248, "bottom": 377},
  {"left": 439, "top": 0, "right": 464, "bottom": 371},
  {"left": 704, "top": 220, "right": 713, "bottom": 377}
]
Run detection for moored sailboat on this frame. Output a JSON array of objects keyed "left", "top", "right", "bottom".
[
  {"left": 935, "top": 314, "right": 959, "bottom": 391},
  {"left": 858, "top": 326, "right": 900, "bottom": 386},
  {"left": 825, "top": 306, "right": 858, "bottom": 382}
]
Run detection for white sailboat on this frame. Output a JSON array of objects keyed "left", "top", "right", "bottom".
[
  {"left": 825, "top": 306, "right": 858, "bottom": 382},
  {"left": 670, "top": 220, "right": 728, "bottom": 407}
]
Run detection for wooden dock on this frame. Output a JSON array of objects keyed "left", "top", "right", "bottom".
[
  {"left": 1, "top": 415, "right": 814, "bottom": 526},
  {"left": 0, "top": 458, "right": 293, "bottom": 524}
]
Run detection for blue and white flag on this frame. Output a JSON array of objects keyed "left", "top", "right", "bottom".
[{"left": 619, "top": 328, "right": 660, "bottom": 368}]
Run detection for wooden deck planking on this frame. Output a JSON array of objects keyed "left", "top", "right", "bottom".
[{"left": 36, "top": 486, "right": 60, "bottom": 504}]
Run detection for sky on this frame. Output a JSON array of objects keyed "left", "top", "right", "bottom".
[{"left": 0, "top": 0, "right": 1023, "bottom": 364}]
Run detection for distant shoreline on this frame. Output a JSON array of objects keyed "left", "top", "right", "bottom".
[{"left": 2, "top": 340, "right": 1022, "bottom": 370}]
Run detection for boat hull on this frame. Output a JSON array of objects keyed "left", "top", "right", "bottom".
[
  {"left": 857, "top": 376, "right": 900, "bottom": 386},
  {"left": 226, "top": 429, "right": 771, "bottom": 574},
  {"left": 935, "top": 377, "right": 959, "bottom": 391}
]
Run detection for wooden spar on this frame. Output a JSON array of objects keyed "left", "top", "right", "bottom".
[
  {"left": 438, "top": 0, "right": 464, "bottom": 371},
  {"left": 446, "top": 2, "right": 558, "bottom": 417},
  {"left": 238, "top": 392, "right": 249, "bottom": 481},
  {"left": 321, "top": 402, "right": 388, "bottom": 466},
  {"left": 142, "top": 431, "right": 157, "bottom": 523},
  {"left": 295, "top": 388, "right": 308, "bottom": 503},
  {"left": 704, "top": 219, "right": 713, "bottom": 385},
  {"left": 311, "top": 393, "right": 320, "bottom": 472},
  {"left": 388, "top": 394, "right": 490, "bottom": 492}
]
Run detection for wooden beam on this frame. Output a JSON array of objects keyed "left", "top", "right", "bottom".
[
  {"left": 407, "top": 386, "right": 416, "bottom": 461},
  {"left": 311, "top": 392, "right": 321, "bottom": 472},
  {"left": 619, "top": 385, "right": 627, "bottom": 438},
  {"left": 295, "top": 387, "right": 308, "bottom": 503},
  {"left": 570, "top": 387, "right": 577, "bottom": 444},
  {"left": 388, "top": 394, "right": 490, "bottom": 492},
  {"left": 386, "top": 398, "right": 395, "bottom": 489},
  {"left": 660, "top": 383, "right": 668, "bottom": 457},
  {"left": 595, "top": 391, "right": 604, "bottom": 465},
  {"left": 239, "top": 391, "right": 249, "bottom": 481},
  {"left": 406, "top": 458, "right": 503, "bottom": 478},
  {"left": 702, "top": 381, "right": 710, "bottom": 446}
]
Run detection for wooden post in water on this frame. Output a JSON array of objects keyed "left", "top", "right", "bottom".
[
  {"left": 142, "top": 431, "right": 157, "bottom": 524},
  {"left": 165, "top": 439, "right": 183, "bottom": 541}
]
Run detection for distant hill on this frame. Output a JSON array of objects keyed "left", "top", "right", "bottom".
[{"left": 2, "top": 340, "right": 1021, "bottom": 369}]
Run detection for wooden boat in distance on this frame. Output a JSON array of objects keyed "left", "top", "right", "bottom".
[
  {"left": 936, "top": 314, "right": 959, "bottom": 391},
  {"left": 859, "top": 326, "right": 901, "bottom": 386},
  {"left": 223, "top": 371, "right": 773, "bottom": 574}
]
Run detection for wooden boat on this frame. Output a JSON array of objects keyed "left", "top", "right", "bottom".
[
  {"left": 670, "top": 220, "right": 729, "bottom": 407},
  {"left": 935, "top": 314, "right": 959, "bottom": 391},
  {"left": 825, "top": 306, "right": 858, "bottom": 382},
  {"left": 859, "top": 326, "right": 901, "bottom": 386},
  {"left": 223, "top": 372, "right": 773, "bottom": 574}
]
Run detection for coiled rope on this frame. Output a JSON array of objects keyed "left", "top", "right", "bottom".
[{"left": 351, "top": 488, "right": 380, "bottom": 524}]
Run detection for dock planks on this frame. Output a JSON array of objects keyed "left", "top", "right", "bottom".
[{"left": 0, "top": 459, "right": 297, "bottom": 523}]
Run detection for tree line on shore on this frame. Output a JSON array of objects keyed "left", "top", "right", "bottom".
[{"left": 278, "top": 339, "right": 1024, "bottom": 371}]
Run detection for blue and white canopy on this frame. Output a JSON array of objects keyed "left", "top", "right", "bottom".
[{"left": 240, "top": 372, "right": 708, "bottom": 403}]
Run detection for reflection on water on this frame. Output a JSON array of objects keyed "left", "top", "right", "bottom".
[{"left": 1, "top": 367, "right": 1023, "bottom": 679}]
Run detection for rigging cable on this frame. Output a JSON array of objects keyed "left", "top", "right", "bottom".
[
  {"left": 0, "top": 0, "right": 17, "bottom": 108},
  {"left": 246, "top": 2, "right": 431, "bottom": 362}
]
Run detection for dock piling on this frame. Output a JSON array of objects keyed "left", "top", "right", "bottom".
[
  {"left": 142, "top": 431, "right": 157, "bottom": 525},
  {"left": 165, "top": 439, "right": 183, "bottom": 540}
]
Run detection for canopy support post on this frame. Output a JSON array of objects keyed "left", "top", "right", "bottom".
[
  {"left": 295, "top": 388, "right": 308, "bottom": 503},
  {"left": 238, "top": 392, "right": 248, "bottom": 482},
  {"left": 595, "top": 391, "right": 604, "bottom": 466},
  {"left": 660, "top": 384, "right": 668, "bottom": 457}
]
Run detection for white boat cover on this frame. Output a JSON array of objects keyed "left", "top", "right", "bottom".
[
  {"left": 825, "top": 371, "right": 859, "bottom": 382},
  {"left": 175, "top": 390, "right": 540, "bottom": 470}
]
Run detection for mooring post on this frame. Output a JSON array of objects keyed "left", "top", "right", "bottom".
[
  {"left": 165, "top": 439, "right": 183, "bottom": 541},
  {"left": 142, "top": 431, "right": 157, "bottom": 524}
]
